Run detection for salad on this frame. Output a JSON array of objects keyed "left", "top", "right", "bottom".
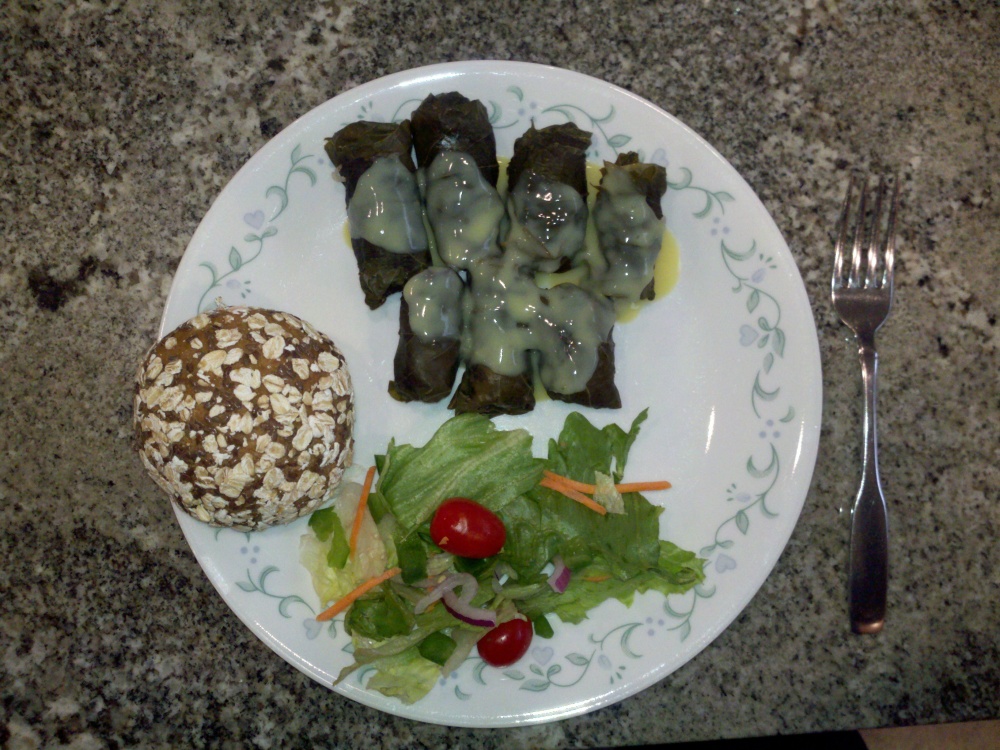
[{"left": 300, "top": 410, "right": 704, "bottom": 703}]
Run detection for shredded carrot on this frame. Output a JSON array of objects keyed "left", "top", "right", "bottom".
[
  {"left": 349, "top": 465, "right": 377, "bottom": 560},
  {"left": 582, "top": 574, "right": 611, "bottom": 583},
  {"left": 316, "top": 567, "right": 402, "bottom": 622},
  {"left": 543, "top": 470, "right": 672, "bottom": 495},
  {"left": 542, "top": 470, "right": 596, "bottom": 494},
  {"left": 539, "top": 476, "right": 607, "bottom": 515},
  {"left": 614, "top": 480, "right": 672, "bottom": 493}
]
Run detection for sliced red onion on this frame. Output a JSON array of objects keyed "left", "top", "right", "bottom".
[
  {"left": 442, "top": 590, "right": 497, "bottom": 628},
  {"left": 546, "top": 555, "right": 571, "bottom": 593},
  {"left": 414, "top": 572, "right": 477, "bottom": 614}
]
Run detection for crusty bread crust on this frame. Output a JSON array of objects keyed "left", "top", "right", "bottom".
[{"left": 134, "top": 306, "right": 354, "bottom": 530}]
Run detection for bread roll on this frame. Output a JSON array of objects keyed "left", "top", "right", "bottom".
[{"left": 133, "top": 306, "right": 354, "bottom": 531}]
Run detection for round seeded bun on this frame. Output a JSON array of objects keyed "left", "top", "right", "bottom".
[{"left": 133, "top": 305, "right": 354, "bottom": 530}]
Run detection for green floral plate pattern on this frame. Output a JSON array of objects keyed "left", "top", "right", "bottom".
[{"left": 161, "top": 62, "right": 822, "bottom": 727}]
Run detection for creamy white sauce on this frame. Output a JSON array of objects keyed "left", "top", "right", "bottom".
[
  {"left": 423, "top": 152, "right": 505, "bottom": 270},
  {"left": 590, "top": 166, "right": 665, "bottom": 299},
  {"left": 460, "top": 233, "right": 614, "bottom": 394},
  {"left": 507, "top": 172, "right": 587, "bottom": 270},
  {"left": 379, "top": 151, "right": 666, "bottom": 399},
  {"left": 403, "top": 267, "right": 464, "bottom": 341},
  {"left": 348, "top": 156, "right": 428, "bottom": 254}
]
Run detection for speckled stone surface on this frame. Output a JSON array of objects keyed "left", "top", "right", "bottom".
[{"left": 1, "top": 1, "right": 997, "bottom": 747}]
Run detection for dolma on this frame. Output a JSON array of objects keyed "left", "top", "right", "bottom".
[
  {"left": 388, "top": 267, "right": 464, "bottom": 403},
  {"left": 410, "top": 92, "right": 505, "bottom": 271},
  {"left": 448, "top": 363, "right": 536, "bottom": 417},
  {"left": 588, "top": 152, "right": 667, "bottom": 302},
  {"left": 505, "top": 122, "right": 592, "bottom": 273},
  {"left": 535, "top": 283, "right": 620, "bottom": 409},
  {"left": 544, "top": 332, "right": 621, "bottom": 409},
  {"left": 448, "top": 254, "right": 536, "bottom": 416},
  {"left": 411, "top": 92, "right": 499, "bottom": 185},
  {"left": 325, "top": 121, "right": 431, "bottom": 309}
]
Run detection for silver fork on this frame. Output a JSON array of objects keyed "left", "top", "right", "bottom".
[{"left": 831, "top": 173, "right": 898, "bottom": 634}]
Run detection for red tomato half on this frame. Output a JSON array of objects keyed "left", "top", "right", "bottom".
[
  {"left": 477, "top": 618, "right": 533, "bottom": 667},
  {"left": 429, "top": 498, "right": 506, "bottom": 558}
]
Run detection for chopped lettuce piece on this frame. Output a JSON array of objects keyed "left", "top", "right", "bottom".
[
  {"left": 309, "top": 506, "right": 350, "bottom": 567},
  {"left": 345, "top": 587, "right": 415, "bottom": 640},
  {"left": 362, "top": 648, "right": 442, "bottom": 704},
  {"left": 546, "top": 409, "right": 647, "bottom": 484},
  {"left": 592, "top": 471, "right": 624, "bottom": 514},
  {"left": 417, "top": 631, "right": 458, "bottom": 666},
  {"left": 516, "top": 541, "right": 705, "bottom": 624},
  {"left": 300, "top": 481, "right": 388, "bottom": 605},
  {"left": 373, "top": 413, "right": 545, "bottom": 532},
  {"left": 494, "top": 408, "right": 704, "bottom": 624}
]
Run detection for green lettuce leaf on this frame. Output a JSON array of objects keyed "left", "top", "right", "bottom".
[
  {"left": 547, "top": 408, "right": 647, "bottom": 484},
  {"left": 496, "top": 408, "right": 705, "bottom": 623},
  {"left": 498, "top": 487, "right": 665, "bottom": 579},
  {"left": 516, "top": 541, "right": 705, "bottom": 623},
  {"left": 497, "top": 409, "right": 657, "bottom": 578},
  {"left": 299, "top": 481, "right": 389, "bottom": 605},
  {"left": 362, "top": 648, "right": 442, "bottom": 704},
  {"left": 373, "top": 413, "right": 545, "bottom": 532}
]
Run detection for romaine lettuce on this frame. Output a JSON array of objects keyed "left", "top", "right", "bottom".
[
  {"left": 302, "top": 409, "right": 705, "bottom": 705},
  {"left": 372, "top": 413, "right": 545, "bottom": 531}
]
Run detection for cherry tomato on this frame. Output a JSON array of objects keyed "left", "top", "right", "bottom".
[
  {"left": 429, "top": 497, "right": 506, "bottom": 558},
  {"left": 477, "top": 617, "right": 533, "bottom": 667}
]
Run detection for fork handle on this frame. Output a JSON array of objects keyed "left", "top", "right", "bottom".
[{"left": 849, "top": 336, "right": 889, "bottom": 634}]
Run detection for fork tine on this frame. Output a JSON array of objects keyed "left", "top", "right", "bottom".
[
  {"left": 883, "top": 175, "right": 899, "bottom": 291},
  {"left": 833, "top": 174, "right": 856, "bottom": 288},
  {"left": 865, "top": 176, "right": 886, "bottom": 289},
  {"left": 849, "top": 176, "right": 869, "bottom": 288}
]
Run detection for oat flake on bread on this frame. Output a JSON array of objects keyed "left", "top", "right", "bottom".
[{"left": 133, "top": 305, "right": 354, "bottom": 531}]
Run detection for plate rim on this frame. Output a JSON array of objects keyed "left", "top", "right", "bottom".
[{"left": 160, "top": 59, "right": 823, "bottom": 727}]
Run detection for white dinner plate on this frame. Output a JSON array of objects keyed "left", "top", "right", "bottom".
[{"left": 160, "top": 61, "right": 822, "bottom": 727}]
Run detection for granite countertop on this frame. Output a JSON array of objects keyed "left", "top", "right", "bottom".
[{"left": 2, "top": 1, "right": 997, "bottom": 747}]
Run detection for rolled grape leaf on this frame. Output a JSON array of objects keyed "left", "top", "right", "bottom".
[
  {"left": 410, "top": 92, "right": 499, "bottom": 186},
  {"left": 589, "top": 151, "right": 667, "bottom": 302},
  {"left": 349, "top": 238, "right": 431, "bottom": 310},
  {"left": 389, "top": 268, "right": 464, "bottom": 403},
  {"left": 411, "top": 93, "right": 505, "bottom": 271},
  {"left": 326, "top": 120, "right": 431, "bottom": 309},
  {"left": 506, "top": 122, "right": 592, "bottom": 198},
  {"left": 327, "top": 120, "right": 417, "bottom": 200},
  {"left": 505, "top": 122, "right": 592, "bottom": 272},
  {"left": 534, "top": 282, "right": 620, "bottom": 410},
  {"left": 388, "top": 300, "right": 461, "bottom": 403},
  {"left": 546, "top": 330, "right": 621, "bottom": 409},
  {"left": 448, "top": 363, "right": 536, "bottom": 416},
  {"left": 609, "top": 151, "right": 667, "bottom": 220},
  {"left": 450, "top": 255, "right": 538, "bottom": 416}
]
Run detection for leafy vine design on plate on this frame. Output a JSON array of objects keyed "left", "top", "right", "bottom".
[
  {"left": 662, "top": 231, "right": 796, "bottom": 637},
  {"left": 444, "top": 621, "right": 646, "bottom": 698},
  {"left": 541, "top": 101, "right": 631, "bottom": 156},
  {"left": 720, "top": 239, "right": 789, "bottom": 418},
  {"left": 214, "top": 527, "right": 348, "bottom": 641},
  {"left": 662, "top": 581, "right": 717, "bottom": 642},
  {"left": 493, "top": 85, "right": 535, "bottom": 129},
  {"left": 195, "top": 144, "right": 317, "bottom": 313},
  {"left": 668, "top": 167, "right": 735, "bottom": 218},
  {"left": 237, "top": 565, "right": 315, "bottom": 619}
]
